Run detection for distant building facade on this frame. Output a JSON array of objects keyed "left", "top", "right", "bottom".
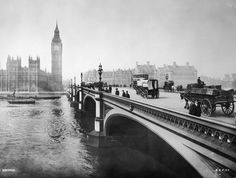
[
  {"left": 158, "top": 62, "right": 197, "bottom": 87},
  {"left": 222, "top": 74, "right": 236, "bottom": 89},
  {"left": 83, "top": 61, "right": 198, "bottom": 88},
  {"left": 83, "top": 68, "right": 133, "bottom": 86},
  {"left": 134, "top": 61, "right": 158, "bottom": 79},
  {"left": 0, "top": 23, "right": 63, "bottom": 92}
]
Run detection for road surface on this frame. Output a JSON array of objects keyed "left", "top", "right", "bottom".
[{"left": 112, "top": 87, "right": 236, "bottom": 126}]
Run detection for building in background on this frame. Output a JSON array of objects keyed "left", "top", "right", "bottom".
[
  {"left": 134, "top": 61, "right": 158, "bottom": 79},
  {"left": 83, "top": 61, "right": 198, "bottom": 88},
  {"left": 83, "top": 68, "right": 133, "bottom": 87},
  {"left": 158, "top": 62, "right": 197, "bottom": 88},
  {"left": 0, "top": 23, "right": 63, "bottom": 92},
  {"left": 222, "top": 74, "right": 236, "bottom": 89},
  {"left": 0, "top": 56, "right": 50, "bottom": 92}
]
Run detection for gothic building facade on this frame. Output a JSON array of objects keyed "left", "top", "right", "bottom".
[{"left": 0, "top": 23, "right": 63, "bottom": 92}]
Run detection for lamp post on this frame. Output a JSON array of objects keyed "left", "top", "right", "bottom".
[
  {"left": 98, "top": 63, "right": 103, "bottom": 91},
  {"left": 165, "top": 73, "right": 169, "bottom": 81},
  {"left": 81, "top": 72, "right": 83, "bottom": 86}
]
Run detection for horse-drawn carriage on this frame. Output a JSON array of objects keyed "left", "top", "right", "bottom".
[
  {"left": 180, "top": 83, "right": 235, "bottom": 116},
  {"left": 163, "top": 80, "right": 174, "bottom": 92},
  {"left": 132, "top": 74, "right": 159, "bottom": 98}
]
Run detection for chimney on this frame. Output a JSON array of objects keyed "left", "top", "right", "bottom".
[
  {"left": 186, "top": 62, "right": 189, "bottom": 66},
  {"left": 147, "top": 61, "right": 150, "bottom": 65}
]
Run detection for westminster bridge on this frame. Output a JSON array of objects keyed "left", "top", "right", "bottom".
[{"left": 68, "top": 86, "right": 236, "bottom": 178}]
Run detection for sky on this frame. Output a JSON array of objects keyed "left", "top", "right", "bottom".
[{"left": 0, "top": 0, "right": 236, "bottom": 81}]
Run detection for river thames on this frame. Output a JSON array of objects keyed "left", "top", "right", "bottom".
[{"left": 0, "top": 96, "right": 175, "bottom": 178}]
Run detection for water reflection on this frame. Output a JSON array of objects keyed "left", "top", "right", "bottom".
[
  {"left": 47, "top": 118, "right": 66, "bottom": 142},
  {"left": 28, "top": 109, "right": 43, "bottom": 118},
  {"left": 52, "top": 108, "right": 64, "bottom": 117}
]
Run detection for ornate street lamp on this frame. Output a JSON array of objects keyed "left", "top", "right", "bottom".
[
  {"left": 81, "top": 72, "right": 83, "bottom": 86},
  {"left": 165, "top": 73, "right": 169, "bottom": 81},
  {"left": 98, "top": 63, "right": 103, "bottom": 91}
]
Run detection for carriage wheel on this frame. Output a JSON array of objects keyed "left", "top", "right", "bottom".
[
  {"left": 221, "top": 102, "right": 234, "bottom": 116},
  {"left": 201, "top": 99, "right": 212, "bottom": 116}
]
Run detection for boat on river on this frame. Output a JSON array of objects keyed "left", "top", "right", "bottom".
[
  {"left": 7, "top": 98, "right": 36, "bottom": 104},
  {"left": 35, "top": 95, "right": 61, "bottom": 100}
]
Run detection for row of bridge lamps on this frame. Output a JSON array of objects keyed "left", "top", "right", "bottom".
[{"left": 73, "top": 63, "right": 103, "bottom": 91}]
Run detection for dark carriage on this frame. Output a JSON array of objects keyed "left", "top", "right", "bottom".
[
  {"left": 134, "top": 79, "right": 159, "bottom": 98},
  {"left": 180, "top": 83, "right": 235, "bottom": 116},
  {"left": 163, "top": 80, "right": 174, "bottom": 92}
]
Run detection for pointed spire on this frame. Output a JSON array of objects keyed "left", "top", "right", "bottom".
[
  {"left": 52, "top": 21, "right": 61, "bottom": 43},
  {"left": 55, "top": 21, "right": 59, "bottom": 32}
]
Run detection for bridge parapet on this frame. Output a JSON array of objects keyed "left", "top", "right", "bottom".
[
  {"left": 103, "top": 93, "right": 236, "bottom": 145},
  {"left": 72, "top": 87, "right": 236, "bottom": 146}
]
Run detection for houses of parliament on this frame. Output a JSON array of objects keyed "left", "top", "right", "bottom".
[{"left": 0, "top": 23, "right": 63, "bottom": 92}]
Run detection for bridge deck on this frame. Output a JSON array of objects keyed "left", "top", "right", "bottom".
[{"left": 113, "top": 87, "right": 236, "bottom": 126}]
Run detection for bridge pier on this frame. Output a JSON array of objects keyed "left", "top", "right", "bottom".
[
  {"left": 78, "top": 87, "right": 82, "bottom": 110},
  {"left": 70, "top": 79, "right": 79, "bottom": 107},
  {"left": 87, "top": 92, "right": 106, "bottom": 147}
]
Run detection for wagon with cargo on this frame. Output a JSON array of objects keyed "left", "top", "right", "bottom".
[{"left": 180, "top": 84, "right": 235, "bottom": 116}]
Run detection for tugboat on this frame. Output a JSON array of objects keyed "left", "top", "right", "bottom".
[{"left": 7, "top": 89, "right": 36, "bottom": 104}]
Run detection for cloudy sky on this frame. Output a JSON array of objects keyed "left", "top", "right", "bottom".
[{"left": 0, "top": 0, "right": 236, "bottom": 80}]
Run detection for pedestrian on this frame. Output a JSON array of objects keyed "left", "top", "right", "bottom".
[
  {"left": 109, "top": 86, "right": 112, "bottom": 93},
  {"left": 195, "top": 102, "right": 202, "bottom": 117},
  {"left": 122, "top": 90, "right": 126, "bottom": 97},
  {"left": 115, "top": 88, "right": 120, "bottom": 96},
  {"left": 189, "top": 101, "right": 197, "bottom": 116},
  {"left": 125, "top": 91, "right": 130, "bottom": 98}
]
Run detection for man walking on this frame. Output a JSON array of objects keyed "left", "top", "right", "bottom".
[
  {"left": 115, "top": 88, "right": 120, "bottom": 96},
  {"left": 125, "top": 91, "right": 130, "bottom": 98}
]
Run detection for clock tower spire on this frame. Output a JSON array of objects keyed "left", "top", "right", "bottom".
[{"left": 51, "top": 22, "right": 62, "bottom": 91}]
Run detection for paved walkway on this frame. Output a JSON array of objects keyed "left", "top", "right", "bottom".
[{"left": 112, "top": 87, "right": 236, "bottom": 126}]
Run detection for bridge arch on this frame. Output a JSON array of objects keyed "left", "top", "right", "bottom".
[
  {"left": 104, "top": 109, "right": 147, "bottom": 137},
  {"left": 83, "top": 94, "right": 97, "bottom": 109},
  {"left": 104, "top": 108, "right": 213, "bottom": 178},
  {"left": 82, "top": 95, "right": 96, "bottom": 132}
]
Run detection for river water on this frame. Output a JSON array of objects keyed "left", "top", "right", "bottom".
[{"left": 0, "top": 96, "right": 172, "bottom": 178}]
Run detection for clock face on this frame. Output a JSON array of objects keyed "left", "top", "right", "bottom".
[{"left": 53, "top": 45, "right": 59, "bottom": 51}]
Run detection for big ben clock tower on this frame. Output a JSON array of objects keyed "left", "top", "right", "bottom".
[{"left": 51, "top": 22, "right": 62, "bottom": 91}]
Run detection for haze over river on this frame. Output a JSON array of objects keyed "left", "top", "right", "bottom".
[{"left": 0, "top": 96, "right": 174, "bottom": 178}]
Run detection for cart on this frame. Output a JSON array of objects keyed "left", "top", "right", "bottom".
[
  {"left": 134, "top": 79, "right": 159, "bottom": 98},
  {"left": 180, "top": 84, "right": 235, "bottom": 116}
]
